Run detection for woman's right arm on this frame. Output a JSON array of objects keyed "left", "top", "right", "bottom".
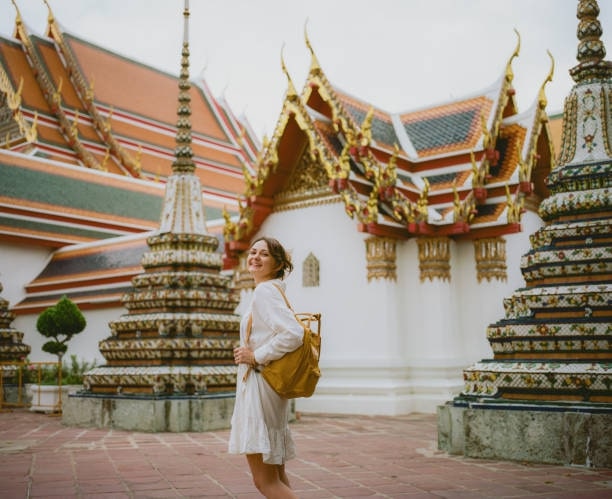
[{"left": 251, "top": 283, "right": 304, "bottom": 365}]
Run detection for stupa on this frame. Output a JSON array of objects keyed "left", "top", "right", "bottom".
[
  {"left": 439, "top": 0, "right": 611, "bottom": 467},
  {"left": 0, "top": 282, "right": 31, "bottom": 364},
  {"left": 63, "top": 2, "right": 241, "bottom": 431},
  {"left": 0, "top": 281, "right": 31, "bottom": 408}
]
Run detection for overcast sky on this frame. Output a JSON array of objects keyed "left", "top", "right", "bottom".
[{"left": 1, "top": 0, "right": 610, "bottom": 138}]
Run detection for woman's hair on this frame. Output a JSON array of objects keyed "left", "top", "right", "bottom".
[{"left": 251, "top": 236, "right": 293, "bottom": 279}]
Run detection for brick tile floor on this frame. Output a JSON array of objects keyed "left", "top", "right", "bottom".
[{"left": 0, "top": 410, "right": 610, "bottom": 498}]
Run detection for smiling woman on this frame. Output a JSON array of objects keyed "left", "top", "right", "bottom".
[{"left": 228, "top": 236, "right": 305, "bottom": 498}]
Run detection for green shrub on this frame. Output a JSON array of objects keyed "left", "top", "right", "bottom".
[{"left": 36, "top": 296, "right": 86, "bottom": 362}]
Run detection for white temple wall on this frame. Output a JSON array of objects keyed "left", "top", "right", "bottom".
[
  {"left": 452, "top": 240, "right": 496, "bottom": 363},
  {"left": 0, "top": 241, "right": 52, "bottom": 306},
  {"left": 249, "top": 202, "right": 411, "bottom": 415}
]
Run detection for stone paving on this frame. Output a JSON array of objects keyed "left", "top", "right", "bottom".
[{"left": 0, "top": 409, "right": 610, "bottom": 498}]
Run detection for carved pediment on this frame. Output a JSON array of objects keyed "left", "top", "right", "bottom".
[{"left": 273, "top": 149, "right": 338, "bottom": 211}]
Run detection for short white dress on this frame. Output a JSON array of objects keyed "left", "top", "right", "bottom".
[{"left": 228, "top": 279, "right": 304, "bottom": 464}]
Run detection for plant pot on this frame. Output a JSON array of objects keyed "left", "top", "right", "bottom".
[{"left": 27, "top": 384, "right": 82, "bottom": 413}]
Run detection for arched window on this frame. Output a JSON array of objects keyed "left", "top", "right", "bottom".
[{"left": 302, "top": 252, "right": 320, "bottom": 287}]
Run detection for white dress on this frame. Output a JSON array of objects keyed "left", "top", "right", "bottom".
[{"left": 228, "top": 279, "right": 304, "bottom": 464}]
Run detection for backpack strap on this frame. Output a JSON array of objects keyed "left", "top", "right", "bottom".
[
  {"left": 272, "top": 283, "right": 294, "bottom": 311},
  {"left": 241, "top": 283, "right": 298, "bottom": 383}
]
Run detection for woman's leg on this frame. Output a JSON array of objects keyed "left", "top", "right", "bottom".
[
  {"left": 246, "top": 454, "right": 297, "bottom": 499},
  {"left": 277, "top": 464, "right": 291, "bottom": 488}
]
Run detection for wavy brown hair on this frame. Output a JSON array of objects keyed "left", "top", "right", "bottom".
[{"left": 250, "top": 236, "right": 293, "bottom": 279}]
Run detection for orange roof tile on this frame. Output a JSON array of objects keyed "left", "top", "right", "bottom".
[{"left": 66, "top": 35, "right": 229, "bottom": 143}]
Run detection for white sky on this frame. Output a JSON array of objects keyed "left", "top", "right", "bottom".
[{"left": 1, "top": 0, "right": 610, "bottom": 139}]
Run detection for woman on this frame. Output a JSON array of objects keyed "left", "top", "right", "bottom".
[{"left": 229, "top": 236, "right": 304, "bottom": 498}]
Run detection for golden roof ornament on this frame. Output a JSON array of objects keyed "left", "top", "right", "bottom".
[
  {"left": 7, "top": 77, "right": 23, "bottom": 110},
  {"left": 11, "top": 0, "right": 23, "bottom": 38},
  {"left": 280, "top": 45, "right": 298, "bottom": 101},
  {"left": 171, "top": 0, "right": 196, "bottom": 174},
  {"left": 537, "top": 51, "right": 555, "bottom": 110},
  {"left": 360, "top": 106, "right": 374, "bottom": 146},
  {"left": 304, "top": 19, "right": 321, "bottom": 75},
  {"left": 504, "top": 29, "right": 521, "bottom": 84}
]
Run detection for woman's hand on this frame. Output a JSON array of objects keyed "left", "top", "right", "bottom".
[{"left": 234, "top": 346, "right": 256, "bottom": 366}]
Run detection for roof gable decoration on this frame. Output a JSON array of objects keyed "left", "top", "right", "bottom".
[
  {"left": 222, "top": 50, "right": 342, "bottom": 260},
  {"left": 518, "top": 51, "right": 556, "bottom": 196},
  {"left": 0, "top": 67, "right": 38, "bottom": 147},
  {"left": 222, "top": 26, "right": 556, "bottom": 268}
]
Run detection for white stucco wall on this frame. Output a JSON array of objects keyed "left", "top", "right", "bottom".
[
  {"left": 0, "top": 241, "right": 53, "bottom": 306},
  {"left": 243, "top": 200, "right": 545, "bottom": 415}
]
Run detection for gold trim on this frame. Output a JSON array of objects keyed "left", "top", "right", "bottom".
[
  {"left": 418, "top": 237, "right": 451, "bottom": 282},
  {"left": 365, "top": 236, "right": 397, "bottom": 282},
  {"left": 474, "top": 237, "right": 507, "bottom": 283}
]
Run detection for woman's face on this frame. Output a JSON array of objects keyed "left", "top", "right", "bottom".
[{"left": 247, "top": 239, "right": 280, "bottom": 283}]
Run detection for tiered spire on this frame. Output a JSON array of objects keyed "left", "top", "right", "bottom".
[
  {"left": 82, "top": 1, "right": 240, "bottom": 396},
  {"left": 0, "top": 282, "right": 31, "bottom": 363},
  {"left": 461, "top": 0, "right": 611, "bottom": 403}
]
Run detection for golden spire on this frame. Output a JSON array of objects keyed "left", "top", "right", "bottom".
[
  {"left": 570, "top": 0, "right": 611, "bottom": 82},
  {"left": 171, "top": 0, "right": 195, "bottom": 173}
]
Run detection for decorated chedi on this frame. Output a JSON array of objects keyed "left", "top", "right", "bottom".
[
  {"left": 78, "top": 3, "right": 240, "bottom": 403},
  {"left": 0, "top": 282, "right": 31, "bottom": 364},
  {"left": 440, "top": 0, "right": 611, "bottom": 467}
]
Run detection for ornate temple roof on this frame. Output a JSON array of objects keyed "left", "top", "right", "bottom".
[
  {"left": 223, "top": 30, "right": 557, "bottom": 265},
  {"left": 0, "top": 2, "right": 257, "bottom": 311},
  {"left": 0, "top": 2, "right": 257, "bottom": 241}
]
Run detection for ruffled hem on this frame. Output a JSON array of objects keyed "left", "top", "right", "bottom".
[
  {"left": 263, "top": 426, "right": 296, "bottom": 465},
  {"left": 228, "top": 415, "right": 295, "bottom": 465}
]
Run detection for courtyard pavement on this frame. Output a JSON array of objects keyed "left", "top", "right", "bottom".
[{"left": 0, "top": 409, "right": 610, "bottom": 498}]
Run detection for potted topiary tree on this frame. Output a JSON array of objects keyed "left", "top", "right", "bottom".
[{"left": 29, "top": 295, "right": 87, "bottom": 412}]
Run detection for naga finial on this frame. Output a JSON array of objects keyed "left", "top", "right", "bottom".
[
  {"left": 43, "top": 0, "right": 53, "bottom": 23},
  {"left": 504, "top": 29, "right": 521, "bottom": 83},
  {"left": 304, "top": 18, "right": 321, "bottom": 74},
  {"left": 11, "top": 0, "right": 22, "bottom": 26},
  {"left": 280, "top": 44, "right": 298, "bottom": 100},
  {"left": 537, "top": 50, "right": 555, "bottom": 109}
]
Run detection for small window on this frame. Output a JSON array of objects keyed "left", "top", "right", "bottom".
[{"left": 302, "top": 252, "right": 320, "bottom": 287}]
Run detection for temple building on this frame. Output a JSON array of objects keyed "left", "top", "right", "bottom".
[
  {"left": 0, "top": 2, "right": 257, "bottom": 362},
  {"left": 438, "top": 0, "right": 611, "bottom": 467},
  {"left": 222, "top": 26, "right": 558, "bottom": 415},
  {"left": 1, "top": 1, "right": 573, "bottom": 420}
]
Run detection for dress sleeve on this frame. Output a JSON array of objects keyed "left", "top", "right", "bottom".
[{"left": 252, "top": 282, "right": 304, "bottom": 365}]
